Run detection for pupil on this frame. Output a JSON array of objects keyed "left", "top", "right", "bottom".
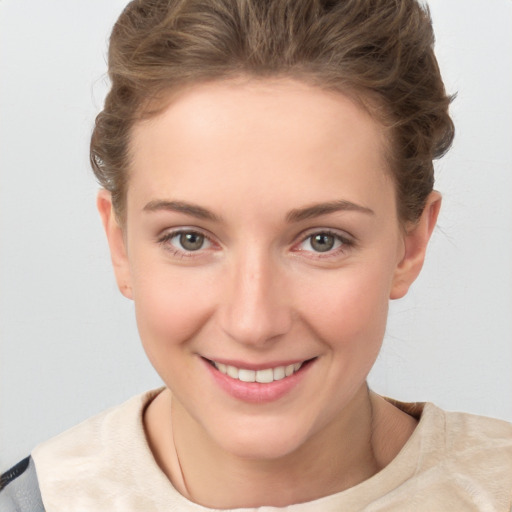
[
  {"left": 311, "top": 234, "right": 334, "bottom": 252},
  {"left": 180, "top": 232, "right": 204, "bottom": 251}
]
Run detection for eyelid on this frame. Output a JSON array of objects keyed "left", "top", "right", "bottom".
[
  {"left": 292, "top": 228, "right": 355, "bottom": 256},
  {"left": 157, "top": 226, "right": 219, "bottom": 254},
  {"left": 297, "top": 227, "right": 354, "bottom": 245}
]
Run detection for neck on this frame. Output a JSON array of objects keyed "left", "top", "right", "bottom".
[{"left": 144, "top": 384, "right": 410, "bottom": 509}]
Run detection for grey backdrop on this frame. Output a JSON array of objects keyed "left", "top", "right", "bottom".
[{"left": 1, "top": 0, "right": 511, "bottom": 469}]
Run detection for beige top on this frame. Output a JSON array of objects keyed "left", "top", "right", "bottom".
[{"left": 32, "top": 389, "right": 512, "bottom": 512}]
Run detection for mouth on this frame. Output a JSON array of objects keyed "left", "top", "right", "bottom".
[
  {"left": 204, "top": 358, "right": 315, "bottom": 383},
  {"left": 203, "top": 357, "right": 317, "bottom": 403}
]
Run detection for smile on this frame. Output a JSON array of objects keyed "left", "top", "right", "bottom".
[
  {"left": 211, "top": 361, "right": 304, "bottom": 383},
  {"left": 204, "top": 357, "right": 316, "bottom": 403}
]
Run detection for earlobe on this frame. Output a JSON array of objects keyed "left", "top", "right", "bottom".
[
  {"left": 390, "top": 191, "right": 442, "bottom": 300},
  {"left": 97, "top": 190, "right": 133, "bottom": 300}
]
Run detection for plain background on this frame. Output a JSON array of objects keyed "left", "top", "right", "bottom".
[{"left": 1, "top": 0, "right": 511, "bottom": 470}]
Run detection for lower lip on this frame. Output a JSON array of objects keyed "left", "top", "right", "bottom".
[{"left": 203, "top": 359, "right": 313, "bottom": 403}]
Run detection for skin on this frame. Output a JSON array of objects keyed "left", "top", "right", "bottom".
[{"left": 98, "top": 78, "right": 441, "bottom": 508}]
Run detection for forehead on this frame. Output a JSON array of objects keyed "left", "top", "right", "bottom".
[{"left": 128, "top": 79, "right": 394, "bottom": 218}]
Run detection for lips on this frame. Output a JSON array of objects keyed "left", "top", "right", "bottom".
[
  {"left": 211, "top": 361, "right": 304, "bottom": 383},
  {"left": 203, "top": 357, "right": 315, "bottom": 403}
]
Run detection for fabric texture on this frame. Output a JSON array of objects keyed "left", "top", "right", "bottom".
[
  {"left": 0, "top": 456, "right": 45, "bottom": 512},
  {"left": 31, "top": 389, "right": 512, "bottom": 512}
]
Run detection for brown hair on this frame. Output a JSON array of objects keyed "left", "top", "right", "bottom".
[{"left": 90, "top": 0, "right": 454, "bottom": 224}]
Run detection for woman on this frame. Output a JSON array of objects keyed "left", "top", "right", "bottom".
[{"left": 1, "top": 0, "right": 511, "bottom": 510}]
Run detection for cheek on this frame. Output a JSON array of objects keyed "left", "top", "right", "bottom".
[
  {"left": 298, "top": 263, "right": 392, "bottom": 352},
  {"left": 131, "top": 266, "right": 216, "bottom": 361}
]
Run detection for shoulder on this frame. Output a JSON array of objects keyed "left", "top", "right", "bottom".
[
  {"left": 439, "top": 405, "right": 512, "bottom": 472},
  {"left": 380, "top": 399, "right": 512, "bottom": 510},
  {"left": 425, "top": 403, "right": 512, "bottom": 455},
  {"left": 419, "top": 404, "right": 512, "bottom": 509},
  {"left": 30, "top": 388, "right": 177, "bottom": 511},
  {"left": 390, "top": 399, "right": 512, "bottom": 461},
  {"left": 33, "top": 388, "right": 162, "bottom": 464},
  {"left": 0, "top": 456, "right": 45, "bottom": 512}
]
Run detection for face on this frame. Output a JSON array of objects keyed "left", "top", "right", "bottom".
[{"left": 100, "top": 79, "right": 437, "bottom": 460}]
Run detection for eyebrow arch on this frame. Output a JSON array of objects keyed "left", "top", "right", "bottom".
[
  {"left": 143, "top": 200, "right": 221, "bottom": 222},
  {"left": 286, "top": 200, "right": 374, "bottom": 223}
]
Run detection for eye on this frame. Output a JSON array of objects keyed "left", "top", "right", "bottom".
[
  {"left": 297, "top": 231, "right": 350, "bottom": 254},
  {"left": 175, "top": 232, "right": 207, "bottom": 251},
  {"left": 160, "top": 230, "right": 212, "bottom": 253},
  {"left": 308, "top": 233, "right": 339, "bottom": 252}
]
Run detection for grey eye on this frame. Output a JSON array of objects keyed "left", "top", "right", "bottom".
[
  {"left": 310, "top": 233, "right": 336, "bottom": 252},
  {"left": 178, "top": 232, "right": 205, "bottom": 251}
]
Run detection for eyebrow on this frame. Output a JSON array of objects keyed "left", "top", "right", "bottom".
[
  {"left": 143, "top": 200, "right": 221, "bottom": 222},
  {"left": 143, "top": 198, "right": 374, "bottom": 224},
  {"left": 286, "top": 200, "right": 374, "bottom": 223}
]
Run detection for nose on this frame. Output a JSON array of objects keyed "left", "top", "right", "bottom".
[{"left": 218, "top": 248, "right": 293, "bottom": 347}]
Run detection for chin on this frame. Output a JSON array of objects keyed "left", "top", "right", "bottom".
[
  {"left": 209, "top": 414, "right": 315, "bottom": 461},
  {"left": 222, "top": 436, "right": 305, "bottom": 461}
]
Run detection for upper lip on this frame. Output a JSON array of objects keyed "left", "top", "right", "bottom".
[{"left": 201, "top": 356, "right": 315, "bottom": 371}]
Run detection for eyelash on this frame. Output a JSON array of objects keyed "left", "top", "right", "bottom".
[
  {"left": 294, "top": 229, "right": 354, "bottom": 259},
  {"left": 157, "top": 229, "right": 214, "bottom": 258},
  {"left": 157, "top": 228, "right": 354, "bottom": 259}
]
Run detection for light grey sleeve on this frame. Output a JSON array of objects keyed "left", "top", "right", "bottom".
[{"left": 0, "top": 457, "right": 45, "bottom": 512}]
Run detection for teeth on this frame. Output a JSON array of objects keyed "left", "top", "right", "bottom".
[
  {"left": 238, "top": 369, "right": 256, "bottom": 382},
  {"left": 255, "top": 368, "right": 273, "bottom": 383},
  {"left": 213, "top": 361, "right": 304, "bottom": 383},
  {"left": 273, "top": 366, "right": 286, "bottom": 381},
  {"left": 285, "top": 364, "right": 295, "bottom": 377},
  {"left": 226, "top": 365, "right": 238, "bottom": 379}
]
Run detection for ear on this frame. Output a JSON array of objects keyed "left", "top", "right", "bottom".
[
  {"left": 390, "top": 191, "right": 441, "bottom": 300},
  {"left": 97, "top": 189, "right": 133, "bottom": 300}
]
